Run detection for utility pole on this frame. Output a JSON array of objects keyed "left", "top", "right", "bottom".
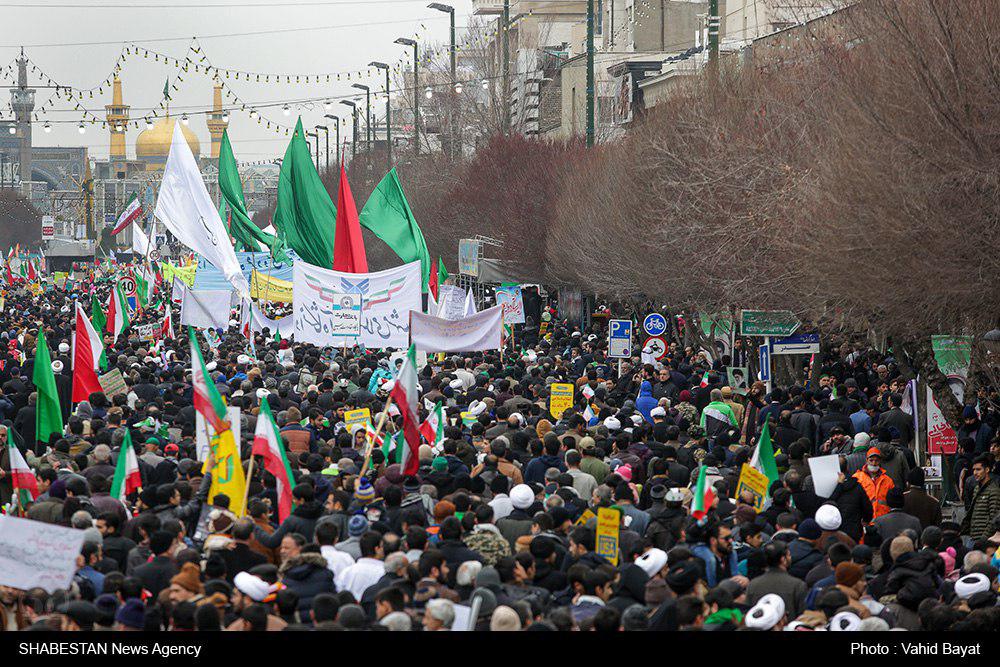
[
  {"left": 306, "top": 131, "right": 320, "bottom": 171},
  {"left": 503, "top": 0, "right": 510, "bottom": 134},
  {"left": 325, "top": 114, "right": 341, "bottom": 168},
  {"left": 586, "top": 0, "right": 595, "bottom": 146},
  {"left": 352, "top": 83, "right": 371, "bottom": 152},
  {"left": 369, "top": 61, "right": 392, "bottom": 170},
  {"left": 340, "top": 100, "right": 358, "bottom": 162},
  {"left": 316, "top": 125, "right": 330, "bottom": 171},
  {"left": 708, "top": 0, "right": 720, "bottom": 68},
  {"left": 429, "top": 3, "right": 456, "bottom": 159},
  {"left": 395, "top": 37, "right": 419, "bottom": 155}
]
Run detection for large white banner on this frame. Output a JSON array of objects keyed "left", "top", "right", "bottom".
[
  {"left": 411, "top": 305, "right": 504, "bottom": 353},
  {"left": 293, "top": 260, "right": 421, "bottom": 349},
  {"left": 0, "top": 515, "right": 86, "bottom": 593}
]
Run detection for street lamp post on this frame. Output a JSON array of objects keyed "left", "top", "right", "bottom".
[
  {"left": 324, "top": 114, "right": 341, "bottom": 168},
  {"left": 429, "top": 2, "right": 456, "bottom": 159},
  {"left": 395, "top": 37, "right": 419, "bottom": 155},
  {"left": 369, "top": 61, "right": 392, "bottom": 170},
  {"left": 340, "top": 100, "right": 358, "bottom": 161},
  {"left": 351, "top": 84, "right": 371, "bottom": 153},
  {"left": 306, "top": 131, "right": 320, "bottom": 171},
  {"left": 315, "top": 125, "right": 330, "bottom": 172}
]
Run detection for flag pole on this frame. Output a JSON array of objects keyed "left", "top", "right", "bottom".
[
  {"left": 360, "top": 394, "right": 394, "bottom": 478},
  {"left": 242, "top": 448, "right": 256, "bottom": 518}
]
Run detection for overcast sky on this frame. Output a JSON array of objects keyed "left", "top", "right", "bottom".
[{"left": 1, "top": 0, "right": 472, "bottom": 161}]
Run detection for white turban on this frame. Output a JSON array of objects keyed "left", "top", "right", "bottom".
[
  {"left": 604, "top": 416, "right": 621, "bottom": 431},
  {"left": 815, "top": 504, "right": 842, "bottom": 531},
  {"left": 744, "top": 593, "right": 785, "bottom": 630},
  {"left": 955, "top": 573, "right": 991, "bottom": 599},
  {"left": 469, "top": 400, "right": 487, "bottom": 416},
  {"left": 828, "top": 611, "right": 862, "bottom": 631},
  {"left": 510, "top": 484, "right": 534, "bottom": 510},
  {"left": 635, "top": 548, "right": 668, "bottom": 578},
  {"left": 234, "top": 572, "right": 271, "bottom": 602}
]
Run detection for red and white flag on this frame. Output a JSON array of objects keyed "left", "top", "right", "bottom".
[
  {"left": 389, "top": 344, "right": 422, "bottom": 476},
  {"left": 7, "top": 440, "right": 38, "bottom": 508},
  {"left": 71, "top": 302, "right": 104, "bottom": 403},
  {"left": 252, "top": 399, "right": 296, "bottom": 523},
  {"left": 160, "top": 307, "right": 174, "bottom": 340},
  {"left": 111, "top": 193, "right": 143, "bottom": 235}
]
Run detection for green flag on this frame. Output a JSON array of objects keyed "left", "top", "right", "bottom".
[
  {"left": 163, "top": 77, "right": 170, "bottom": 100},
  {"left": 438, "top": 256, "right": 449, "bottom": 285},
  {"left": 272, "top": 118, "right": 336, "bottom": 268},
  {"left": 359, "top": 168, "right": 431, "bottom": 291},
  {"left": 33, "top": 329, "right": 64, "bottom": 448},
  {"left": 218, "top": 129, "right": 289, "bottom": 261},
  {"left": 750, "top": 419, "right": 780, "bottom": 487},
  {"left": 90, "top": 294, "right": 108, "bottom": 370}
]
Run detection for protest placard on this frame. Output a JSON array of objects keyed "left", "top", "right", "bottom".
[
  {"left": 99, "top": 368, "right": 127, "bottom": 398},
  {"left": 0, "top": 515, "right": 86, "bottom": 593},
  {"left": 735, "top": 464, "right": 770, "bottom": 512},
  {"left": 596, "top": 507, "right": 620, "bottom": 566},
  {"left": 549, "top": 383, "right": 575, "bottom": 419}
]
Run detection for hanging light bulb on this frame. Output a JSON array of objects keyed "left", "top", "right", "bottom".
[
  {"left": 78, "top": 122, "right": 86, "bottom": 134},
  {"left": 282, "top": 104, "right": 290, "bottom": 116},
  {"left": 221, "top": 111, "right": 230, "bottom": 123},
  {"left": 323, "top": 100, "right": 332, "bottom": 110},
  {"left": 482, "top": 78, "right": 489, "bottom": 90},
  {"left": 181, "top": 113, "right": 189, "bottom": 125},
  {"left": 424, "top": 86, "right": 433, "bottom": 99},
  {"left": 7, "top": 125, "right": 15, "bottom": 135},
  {"left": 43, "top": 121, "right": 51, "bottom": 133},
  {"left": 454, "top": 82, "right": 463, "bottom": 94},
  {"left": 146, "top": 118, "right": 154, "bottom": 129}
]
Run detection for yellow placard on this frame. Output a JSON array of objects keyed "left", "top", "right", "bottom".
[
  {"left": 344, "top": 408, "right": 371, "bottom": 433},
  {"left": 736, "top": 463, "right": 770, "bottom": 513},
  {"left": 162, "top": 262, "right": 196, "bottom": 287},
  {"left": 596, "top": 507, "right": 620, "bottom": 566},
  {"left": 574, "top": 508, "right": 596, "bottom": 526},
  {"left": 549, "top": 382, "right": 575, "bottom": 419},
  {"left": 250, "top": 270, "right": 293, "bottom": 303}
]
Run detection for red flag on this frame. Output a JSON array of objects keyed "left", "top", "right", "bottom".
[
  {"left": 332, "top": 164, "right": 368, "bottom": 273},
  {"left": 429, "top": 258, "right": 439, "bottom": 300},
  {"left": 72, "top": 302, "right": 104, "bottom": 402}
]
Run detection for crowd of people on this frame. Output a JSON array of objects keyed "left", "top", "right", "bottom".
[{"left": 1, "top": 273, "right": 1000, "bottom": 634}]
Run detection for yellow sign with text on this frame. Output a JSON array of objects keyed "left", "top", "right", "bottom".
[
  {"left": 250, "top": 270, "right": 294, "bottom": 303},
  {"left": 596, "top": 507, "right": 620, "bottom": 566},
  {"left": 549, "top": 382, "right": 575, "bottom": 419},
  {"left": 344, "top": 408, "right": 372, "bottom": 433},
  {"left": 736, "top": 464, "right": 770, "bottom": 513}
]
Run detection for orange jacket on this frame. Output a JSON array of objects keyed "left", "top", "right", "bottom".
[{"left": 853, "top": 467, "right": 895, "bottom": 521}]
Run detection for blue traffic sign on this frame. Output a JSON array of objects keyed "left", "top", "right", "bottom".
[
  {"left": 608, "top": 319, "right": 633, "bottom": 358},
  {"left": 643, "top": 313, "right": 668, "bottom": 336},
  {"left": 759, "top": 339, "right": 771, "bottom": 382},
  {"left": 771, "top": 332, "right": 820, "bottom": 355}
]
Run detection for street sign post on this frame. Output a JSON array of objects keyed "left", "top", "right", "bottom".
[
  {"left": 759, "top": 337, "right": 771, "bottom": 392},
  {"left": 740, "top": 310, "right": 801, "bottom": 337},
  {"left": 772, "top": 332, "right": 820, "bottom": 355},
  {"left": 641, "top": 335, "right": 667, "bottom": 363},
  {"left": 608, "top": 318, "right": 632, "bottom": 359},
  {"left": 642, "top": 313, "right": 667, "bottom": 337}
]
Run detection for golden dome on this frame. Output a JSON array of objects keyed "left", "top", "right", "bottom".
[{"left": 135, "top": 116, "right": 200, "bottom": 162}]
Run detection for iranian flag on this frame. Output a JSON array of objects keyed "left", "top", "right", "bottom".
[
  {"left": 106, "top": 282, "right": 130, "bottom": 342},
  {"left": 160, "top": 306, "right": 174, "bottom": 340},
  {"left": 380, "top": 429, "right": 403, "bottom": 463},
  {"left": 7, "top": 439, "right": 38, "bottom": 509},
  {"left": 419, "top": 401, "right": 446, "bottom": 451},
  {"left": 749, "top": 419, "right": 780, "bottom": 489},
  {"left": 111, "top": 193, "right": 143, "bottom": 235},
  {"left": 690, "top": 465, "right": 716, "bottom": 520},
  {"left": 189, "top": 326, "right": 229, "bottom": 434},
  {"left": 389, "top": 343, "right": 422, "bottom": 476},
  {"left": 252, "top": 398, "right": 295, "bottom": 523},
  {"left": 71, "top": 302, "right": 104, "bottom": 403},
  {"left": 583, "top": 403, "right": 597, "bottom": 426},
  {"left": 110, "top": 428, "right": 141, "bottom": 502}
]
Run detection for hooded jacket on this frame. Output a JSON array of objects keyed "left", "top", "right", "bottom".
[
  {"left": 279, "top": 552, "right": 336, "bottom": 612},
  {"left": 635, "top": 381, "right": 658, "bottom": 424}
]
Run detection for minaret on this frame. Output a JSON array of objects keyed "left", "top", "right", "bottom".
[
  {"left": 206, "top": 85, "right": 228, "bottom": 159},
  {"left": 10, "top": 50, "right": 35, "bottom": 193},
  {"left": 105, "top": 76, "right": 129, "bottom": 161}
]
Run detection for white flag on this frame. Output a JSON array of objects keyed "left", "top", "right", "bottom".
[
  {"left": 153, "top": 123, "right": 248, "bottom": 297},
  {"left": 463, "top": 289, "right": 477, "bottom": 317},
  {"left": 180, "top": 288, "right": 233, "bottom": 329},
  {"left": 132, "top": 222, "right": 151, "bottom": 257}
]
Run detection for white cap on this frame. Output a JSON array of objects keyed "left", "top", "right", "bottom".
[
  {"left": 469, "top": 400, "right": 487, "bottom": 416},
  {"left": 58, "top": 342, "right": 70, "bottom": 353},
  {"left": 51, "top": 360, "right": 63, "bottom": 373},
  {"left": 510, "top": 484, "right": 534, "bottom": 510},
  {"left": 603, "top": 416, "right": 621, "bottom": 431},
  {"left": 650, "top": 407, "right": 666, "bottom": 418},
  {"left": 955, "top": 573, "right": 991, "bottom": 599}
]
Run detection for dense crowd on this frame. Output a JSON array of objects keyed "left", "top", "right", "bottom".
[{"left": 1, "top": 275, "right": 1000, "bottom": 633}]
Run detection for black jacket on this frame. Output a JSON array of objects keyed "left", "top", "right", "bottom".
[
  {"left": 278, "top": 552, "right": 335, "bottom": 612},
  {"left": 254, "top": 500, "right": 325, "bottom": 547},
  {"left": 830, "top": 476, "right": 873, "bottom": 542},
  {"left": 133, "top": 555, "right": 178, "bottom": 599}
]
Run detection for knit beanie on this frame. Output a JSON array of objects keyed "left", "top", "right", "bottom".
[
  {"left": 355, "top": 477, "right": 376, "bottom": 504},
  {"left": 432, "top": 456, "right": 448, "bottom": 473}
]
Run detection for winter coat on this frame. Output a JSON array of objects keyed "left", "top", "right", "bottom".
[
  {"left": 902, "top": 487, "right": 942, "bottom": 531},
  {"left": 607, "top": 564, "right": 650, "bottom": 612},
  {"left": 279, "top": 552, "right": 335, "bottom": 612},
  {"left": 635, "top": 381, "right": 658, "bottom": 424},
  {"left": 746, "top": 567, "right": 807, "bottom": 621},
  {"left": 787, "top": 539, "right": 823, "bottom": 580},
  {"left": 961, "top": 476, "right": 1000, "bottom": 540},
  {"left": 523, "top": 454, "right": 565, "bottom": 485},
  {"left": 853, "top": 467, "right": 894, "bottom": 521},
  {"left": 253, "top": 500, "right": 325, "bottom": 547},
  {"left": 830, "top": 476, "right": 874, "bottom": 542}
]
